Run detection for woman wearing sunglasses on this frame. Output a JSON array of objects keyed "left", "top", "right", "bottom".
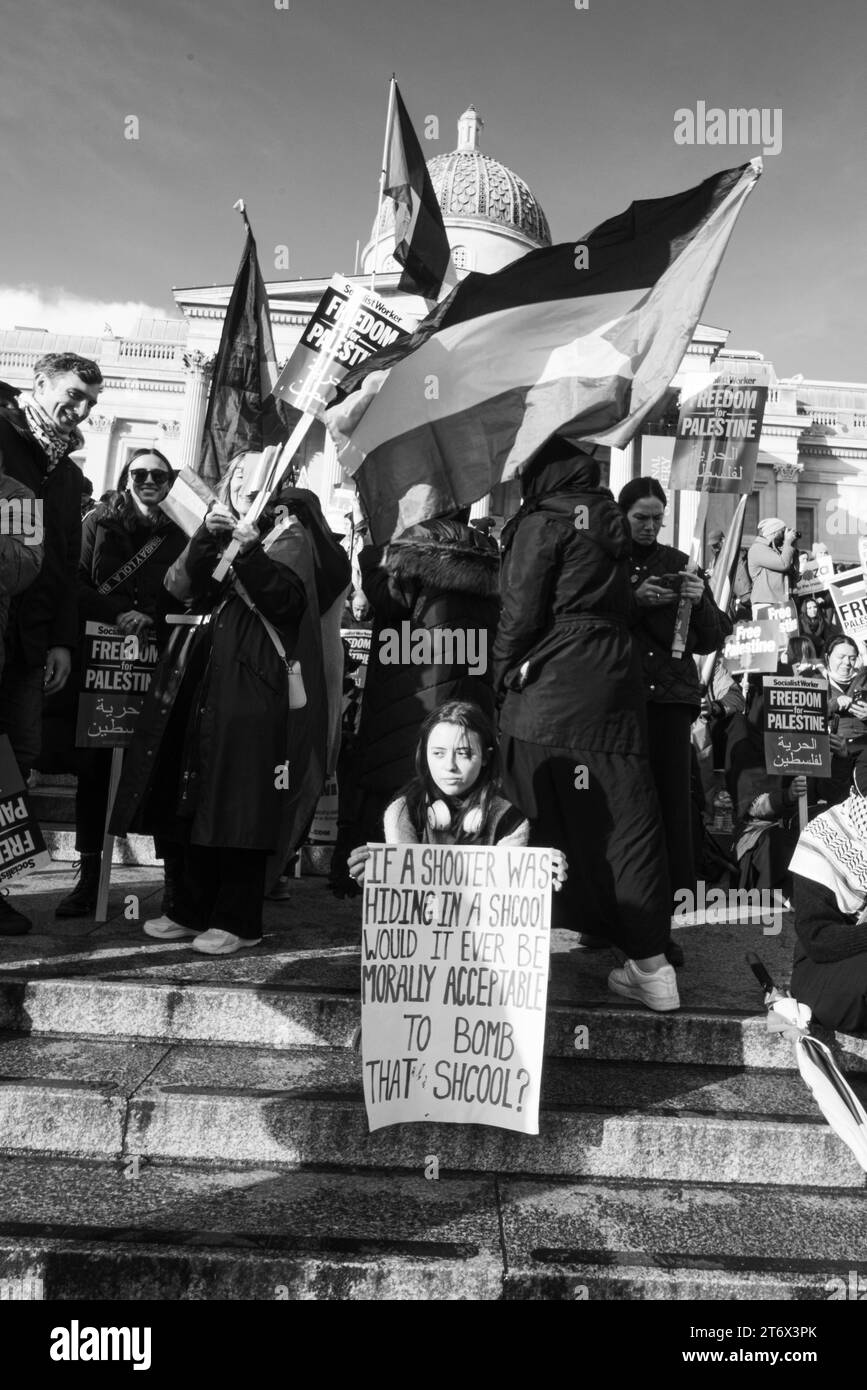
[{"left": 55, "top": 448, "right": 188, "bottom": 918}]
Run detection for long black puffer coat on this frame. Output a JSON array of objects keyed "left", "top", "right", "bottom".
[{"left": 356, "top": 518, "right": 499, "bottom": 794}]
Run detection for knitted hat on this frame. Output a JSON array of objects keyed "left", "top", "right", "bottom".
[{"left": 757, "top": 517, "right": 785, "bottom": 538}]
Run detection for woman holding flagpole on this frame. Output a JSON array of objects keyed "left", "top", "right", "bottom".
[
  {"left": 492, "top": 435, "right": 679, "bottom": 1013},
  {"left": 110, "top": 456, "right": 313, "bottom": 954}
]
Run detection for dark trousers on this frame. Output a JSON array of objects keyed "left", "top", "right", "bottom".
[
  {"left": 791, "top": 943, "right": 867, "bottom": 1036},
  {"left": 75, "top": 749, "right": 178, "bottom": 864},
  {"left": 499, "top": 735, "right": 671, "bottom": 960},
  {"left": 0, "top": 659, "right": 44, "bottom": 779},
  {"left": 647, "top": 703, "right": 696, "bottom": 905},
  {"left": 176, "top": 844, "right": 267, "bottom": 940}
]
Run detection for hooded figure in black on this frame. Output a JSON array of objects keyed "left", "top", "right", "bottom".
[
  {"left": 351, "top": 514, "right": 499, "bottom": 845},
  {"left": 492, "top": 437, "right": 674, "bottom": 977}
]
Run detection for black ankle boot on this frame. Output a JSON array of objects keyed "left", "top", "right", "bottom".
[{"left": 55, "top": 853, "right": 101, "bottom": 918}]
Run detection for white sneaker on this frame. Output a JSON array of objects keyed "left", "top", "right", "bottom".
[
  {"left": 608, "top": 959, "right": 680, "bottom": 1012},
  {"left": 191, "top": 928, "right": 262, "bottom": 955},
  {"left": 143, "top": 916, "right": 199, "bottom": 940}
]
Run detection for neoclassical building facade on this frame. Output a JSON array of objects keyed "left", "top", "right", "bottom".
[{"left": 1, "top": 107, "right": 864, "bottom": 559}]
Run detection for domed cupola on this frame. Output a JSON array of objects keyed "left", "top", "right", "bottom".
[
  {"left": 428, "top": 106, "right": 551, "bottom": 247},
  {"left": 361, "top": 106, "right": 552, "bottom": 278}
]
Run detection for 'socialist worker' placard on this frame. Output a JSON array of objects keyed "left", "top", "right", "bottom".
[
  {"left": 273, "top": 275, "right": 408, "bottom": 420},
  {"left": 669, "top": 366, "right": 770, "bottom": 494},
  {"left": 762, "top": 676, "right": 831, "bottom": 777},
  {"left": 361, "top": 844, "right": 553, "bottom": 1135},
  {"left": 75, "top": 622, "right": 160, "bottom": 748},
  {"left": 0, "top": 735, "right": 51, "bottom": 883}
]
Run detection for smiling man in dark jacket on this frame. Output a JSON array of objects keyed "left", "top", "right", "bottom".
[{"left": 0, "top": 352, "right": 102, "bottom": 933}]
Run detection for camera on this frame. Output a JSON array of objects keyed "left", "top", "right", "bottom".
[
  {"left": 658, "top": 573, "right": 685, "bottom": 590},
  {"left": 794, "top": 531, "right": 802, "bottom": 540}
]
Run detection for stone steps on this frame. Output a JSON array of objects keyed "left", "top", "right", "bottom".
[
  {"left": 0, "top": 1156, "right": 863, "bottom": 1301},
  {"left": 1, "top": 864, "right": 864, "bottom": 1301},
  {"left": 0, "top": 1035, "right": 865, "bottom": 1189},
  {"left": 3, "top": 942, "right": 867, "bottom": 1072}
]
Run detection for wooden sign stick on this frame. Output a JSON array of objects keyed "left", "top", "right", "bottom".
[{"left": 95, "top": 747, "right": 124, "bottom": 923}]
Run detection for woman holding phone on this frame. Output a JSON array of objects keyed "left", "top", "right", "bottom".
[
  {"left": 825, "top": 635, "right": 867, "bottom": 808},
  {"left": 618, "top": 478, "right": 732, "bottom": 935}
]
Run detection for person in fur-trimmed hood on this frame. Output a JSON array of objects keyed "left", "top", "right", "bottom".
[{"left": 351, "top": 514, "right": 500, "bottom": 845}]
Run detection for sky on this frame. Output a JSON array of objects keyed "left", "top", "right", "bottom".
[{"left": 1, "top": 0, "right": 864, "bottom": 380}]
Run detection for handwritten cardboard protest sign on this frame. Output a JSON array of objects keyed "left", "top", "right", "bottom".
[
  {"left": 724, "top": 619, "right": 780, "bottom": 673},
  {"left": 0, "top": 735, "right": 50, "bottom": 883},
  {"left": 361, "top": 844, "right": 552, "bottom": 1135},
  {"left": 75, "top": 623, "right": 160, "bottom": 748},
  {"left": 762, "top": 676, "right": 831, "bottom": 777}
]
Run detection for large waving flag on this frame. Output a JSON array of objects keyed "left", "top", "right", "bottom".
[
  {"left": 384, "top": 80, "right": 457, "bottom": 303},
  {"left": 327, "top": 161, "right": 762, "bottom": 543},
  {"left": 199, "top": 202, "right": 288, "bottom": 487}
]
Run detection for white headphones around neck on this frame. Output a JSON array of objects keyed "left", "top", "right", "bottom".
[{"left": 427, "top": 801, "right": 484, "bottom": 836}]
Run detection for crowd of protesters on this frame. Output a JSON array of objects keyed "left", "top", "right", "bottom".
[{"left": 3, "top": 353, "right": 867, "bottom": 1031}]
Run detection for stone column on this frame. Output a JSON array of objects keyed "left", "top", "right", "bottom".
[
  {"left": 677, "top": 490, "right": 701, "bottom": 557},
  {"left": 81, "top": 413, "right": 115, "bottom": 495},
  {"left": 772, "top": 460, "right": 803, "bottom": 531},
  {"left": 608, "top": 443, "right": 635, "bottom": 500},
  {"left": 178, "top": 352, "right": 215, "bottom": 472},
  {"left": 157, "top": 419, "right": 181, "bottom": 467}
]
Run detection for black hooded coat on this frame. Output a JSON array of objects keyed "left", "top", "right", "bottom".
[
  {"left": 356, "top": 518, "right": 499, "bottom": 795},
  {"left": 492, "top": 444, "right": 670, "bottom": 959},
  {"left": 493, "top": 450, "right": 646, "bottom": 752}
]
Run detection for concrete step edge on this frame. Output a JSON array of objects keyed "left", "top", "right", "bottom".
[
  {"left": 0, "top": 1083, "right": 863, "bottom": 1188},
  {"left": 2, "top": 977, "right": 865, "bottom": 1073},
  {"left": 0, "top": 1233, "right": 858, "bottom": 1302}
]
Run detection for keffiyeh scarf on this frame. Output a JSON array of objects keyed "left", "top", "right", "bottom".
[
  {"left": 789, "top": 793, "right": 867, "bottom": 914},
  {"left": 20, "top": 392, "right": 84, "bottom": 469}
]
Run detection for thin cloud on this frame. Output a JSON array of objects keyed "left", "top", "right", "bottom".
[{"left": 0, "top": 285, "right": 179, "bottom": 339}]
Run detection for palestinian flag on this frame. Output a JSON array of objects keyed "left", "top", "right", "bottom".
[
  {"left": 385, "top": 81, "right": 456, "bottom": 303},
  {"left": 199, "top": 207, "right": 288, "bottom": 487},
  {"left": 327, "top": 161, "right": 762, "bottom": 544}
]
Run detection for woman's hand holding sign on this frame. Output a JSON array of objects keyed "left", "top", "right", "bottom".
[
  {"left": 348, "top": 844, "right": 371, "bottom": 885},
  {"left": 550, "top": 849, "right": 568, "bottom": 893}
]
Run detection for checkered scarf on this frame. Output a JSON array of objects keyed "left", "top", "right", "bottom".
[
  {"left": 789, "top": 793, "right": 867, "bottom": 914},
  {"left": 20, "top": 392, "right": 84, "bottom": 469}
]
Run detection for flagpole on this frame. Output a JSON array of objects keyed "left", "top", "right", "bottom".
[
  {"left": 211, "top": 414, "right": 315, "bottom": 582},
  {"left": 370, "top": 75, "right": 397, "bottom": 294}
]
